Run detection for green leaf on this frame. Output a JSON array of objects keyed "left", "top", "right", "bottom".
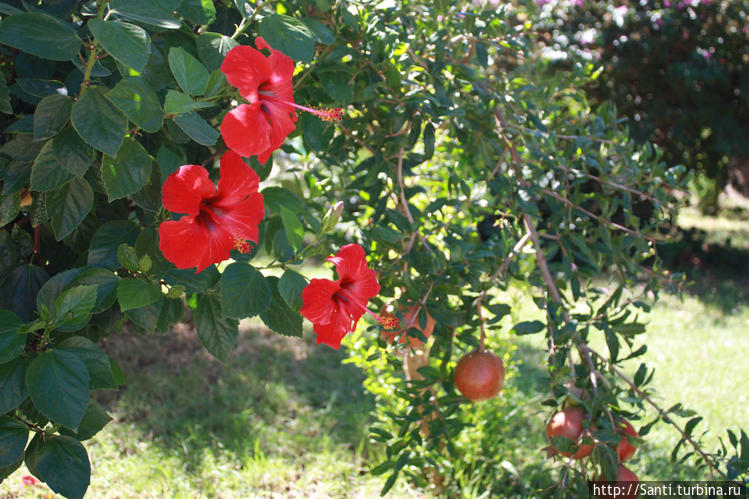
[
  {"left": 56, "top": 336, "right": 121, "bottom": 390},
  {"left": 318, "top": 69, "right": 353, "bottom": 105},
  {"left": 117, "top": 244, "right": 140, "bottom": 272},
  {"left": 179, "top": 0, "right": 217, "bottom": 25},
  {"left": 108, "top": 0, "right": 181, "bottom": 29},
  {"left": 513, "top": 320, "right": 545, "bottom": 335},
  {"left": 0, "top": 74, "right": 10, "bottom": 114},
  {"left": 0, "top": 12, "right": 81, "bottom": 61},
  {"left": 0, "top": 264, "right": 49, "bottom": 322},
  {"left": 106, "top": 77, "right": 163, "bottom": 133},
  {"left": 30, "top": 435, "right": 90, "bottom": 499},
  {"left": 168, "top": 47, "right": 209, "bottom": 96},
  {"left": 126, "top": 298, "right": 163, "bottom": 332},
  {"left": 26, "top": 350, "right": 89, "bottom": 431},
  {"left": 71, "top": 86, "right": 127, "bottom": 157},
  {"left": 197, "top": 32, "right": 238, "bottom": 71},
  {"left": 87, "top": 220, "right": 140, "bottom": 270},
  {"left": 70, "top": 268, "right": 119, "bottom": 313},
  {"left": 194, "top": 293, "right": 238, "bottom": 363},
  {"left": 165, "top": 266, "right": 220, "bottom": 293},
  {"left": 302, "top": 18, "right": 336, "bottom": 44},
  {"left": 259, "top": 276, "right": 303, "bottom": 337},
  {"left": 52, "top": 126, "right": 94, "bottom": 177},
  {"left": 0, "top": 192, "right": 20, "bottom": 227},
  {"left": 164, "top": 89, "right": 212, "bottom": 114},
  {"left": 30, "top": 140, "right": 74, "bottom": 192},
  {"left": 157, "top": 296, "right": 184, "bottom": 332},
  {"left": 172, "top": 112, "right": 219, "bottom": 145},
  {"left": 17, "top": 78, "right": 66, "bottom": 98},
  {"left": 258, "top": 14, "right": 316, "bottom": 63},
  {"left": 33, "top": 94, "right": 72, "bottom": 141},
  {"left": 219, "top": 262, "right": 271, "bottom": 318},
  {"left": 280, "top": 206, "right": 304, "bottom": 251},
  {"left": 60, "top": 400, "right": 111, "bottom": 441},
  {"left": 278, "top": 269, "right": 306, "bottom": 311},
  {"left": 0, "top": 416, "right": 27, "bottom": 468},
  {"left": 117, "top": 279, "right": 161, "bottom": 312},
  {"left": 46, "top": 177, "right": 94, "bottom": 241},
  {"left": 0, "top": 310, "right": 24, "bottom": 364},
  {"left": 88, "top": 19, "right": 151, "bottom": 73},
  {"left": 101, "top": 138, "right": 152, "bottom": 201},
  {"left": 54, "top": 285, "right": 97, "bottom": 326},
  {"left": 0, "top": 358, "right": 28, "bottom": 413}
]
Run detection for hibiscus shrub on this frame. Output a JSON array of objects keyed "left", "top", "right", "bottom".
[{"left": 0, "top": 1, "right": 747, "bottom": 498}]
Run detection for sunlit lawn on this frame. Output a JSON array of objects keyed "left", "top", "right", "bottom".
[{"left": 3, "top": 207, "right": 748, "bottom": 497}]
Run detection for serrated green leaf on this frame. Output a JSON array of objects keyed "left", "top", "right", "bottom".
[
  {"left": 0, "top": 416, "right": 27, "bottom": 468},
  {"left": 172, "top": 112, "right": 219, "bottom": 145},
  {"left": 54, "top": 284, "right": 97, "bottom": 327},
  {"left": 108, "top": 0, "right": 181, "bottom": 29},
  {"left": 0, "top": 192, "right": 20, "bottom": 227},
  {"left": 197, "top": 32, "right": 238, "bottom": 71},
  {"left": 89, "top": 19, "right": 151, "bottom": 73},
  {"left": 52, "top": 126, "right": 94, "bottom": 177},
  {"left": 45, "top": 177, "right": 93, "bottom": 241},
  {"left": 280, "top": 206, "right": 304, "bottom": 251},
  {"left": 33, "top": 94, "right": 71, "bottom": 141},
  {"left": 179, "top": 0, "right": 217, "bottom": 25},
  {"left": 259, "top": 276, "right": 302, "bottom": 337},
  {"left": 87, "top": 220, "right": 140, "bottom": 270},
  {"left": 0, "top": 12, "right": 81, "bottom": 61},
  {"left": 0, "top": 264, "right": 49, "bottom": 322},
  {"left": 278, "top": 269, "right": 306, "bottom": 311},
  {"left": 72, "top": 86, "right": 127, "bottom": 157},
  {"left": 26, "top": 350, "right": 89, "bottom": 431},
  {"left": 56, "top": 336, "right": 121, "bottom": 390},
  {"left": 258, "top": 14, "right": 316, "bottom": 63},
  {"left": 219, "top": 262, "right": 271, "bottom": 318},
  {"left": 101, "top": 138, "right": 152, "bottom": 201},
  {"left": 0, "top": 358, "right": 28, "bottom": 414},
  {"left": 117, "top": 279, "right": 161, "bottom": 312},
  {"left": 0, "top": 310, "right": 24, "bottom": 364},
  {"left": 30, "top": 435, "right": 90, "bottom": 499},
  {"left": 164, "top": 89, "right": 212, "bottom": 114},
  {"left": 168, "top": 47, "right": 209, "bottom": 96},
  {"left": 194, "top": 293, "right": 238, "bottom": 362},
  {"left": 105, "top": 77, "right": 163, "bottom": 133},
  {"left": 30, "top": 140, "right": 74, "bottom": 192},
  {"left": 60, "top": 400, "right": 111, "bottom": 441}
]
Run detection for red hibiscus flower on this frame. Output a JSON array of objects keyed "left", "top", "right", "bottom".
[
  {"left": 158, "top": 150, "right": 264, "bottom": 273},
  {"left": 220, "top": 38, "right": 342, "bottom": 164},
  {"left": 300, "top": 244, "right": 398, "bottom": 349}
]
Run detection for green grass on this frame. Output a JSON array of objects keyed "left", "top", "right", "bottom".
[{"left": 4, "top": 211, "right": 749, "bottom": 497}]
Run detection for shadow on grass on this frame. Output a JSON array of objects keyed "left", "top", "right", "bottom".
[{"left": 97, "top": 322, "right": 376, "bottom": 475}]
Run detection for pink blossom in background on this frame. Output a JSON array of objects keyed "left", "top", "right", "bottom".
[{"left": 22, "top": 475, "right": 39, "bottom": 486}]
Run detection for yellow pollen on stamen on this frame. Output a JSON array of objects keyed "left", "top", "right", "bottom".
[
  {"left": 233, "top": 235, "right": 254, "bottom": 254},
  {"left": 378, "top": 312, "right": 401, "bottom": 330},
  {"left": 310, "top": 107, "right": 343, "bottom": 122}
]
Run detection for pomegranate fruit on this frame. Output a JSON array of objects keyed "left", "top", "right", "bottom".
[
  {"left": 454, "top": 349, "right": 505, "bottom": 401},
  {"left": 545, "top": 407, "right": 594, "bottom": 459},
  {"left": 615, "top": 420, "right": 639, "bottom": 462},
  {"left": 595, "top": 465, "right": 639, "bottom": 499}
]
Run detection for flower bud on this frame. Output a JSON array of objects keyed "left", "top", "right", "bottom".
[{"left": 321, "top": 201, "right": 344, "bottom": 234}]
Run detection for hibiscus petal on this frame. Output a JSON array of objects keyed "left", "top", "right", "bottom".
[
  {"left": 158, "top": 216, "right": 234, "bottom": 273},
  {"left": 217, "top": 150, "right": 260, "bottom": 205},
  {"left": 219, "top": 192, "right": 264, "bottom": 243},
  {"left": 312, "top": 311, "right": 354, "bottom": 350},
  {"left": 329, "top": 243, "right": 381, "bottom": 304},
  {"left": 221, "top": 45, "right": 271, "bottom": 101},
  {"left": 300, "top": 278, "right": 340, "bottom": 324},
  {"left": 162, "top": 164, "right": 216, "bottom": 215},
  {"left": 220, "top": 103, "right": 272, "bottom": 159}
]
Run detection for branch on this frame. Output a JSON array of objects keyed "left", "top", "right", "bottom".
[
  {"left": 582, "top": 344, "right": 724, "bottom": 479},
  {"left": 396, "top": 147, "right": 434, "bottom": 254}
]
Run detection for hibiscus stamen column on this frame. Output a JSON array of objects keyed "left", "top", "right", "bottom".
[
  {"left": 257, "top": 92, "right": 343, "bottom": 122},
  {"left": 336, "top": 289, "right": 401, "bottom": 329}
]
